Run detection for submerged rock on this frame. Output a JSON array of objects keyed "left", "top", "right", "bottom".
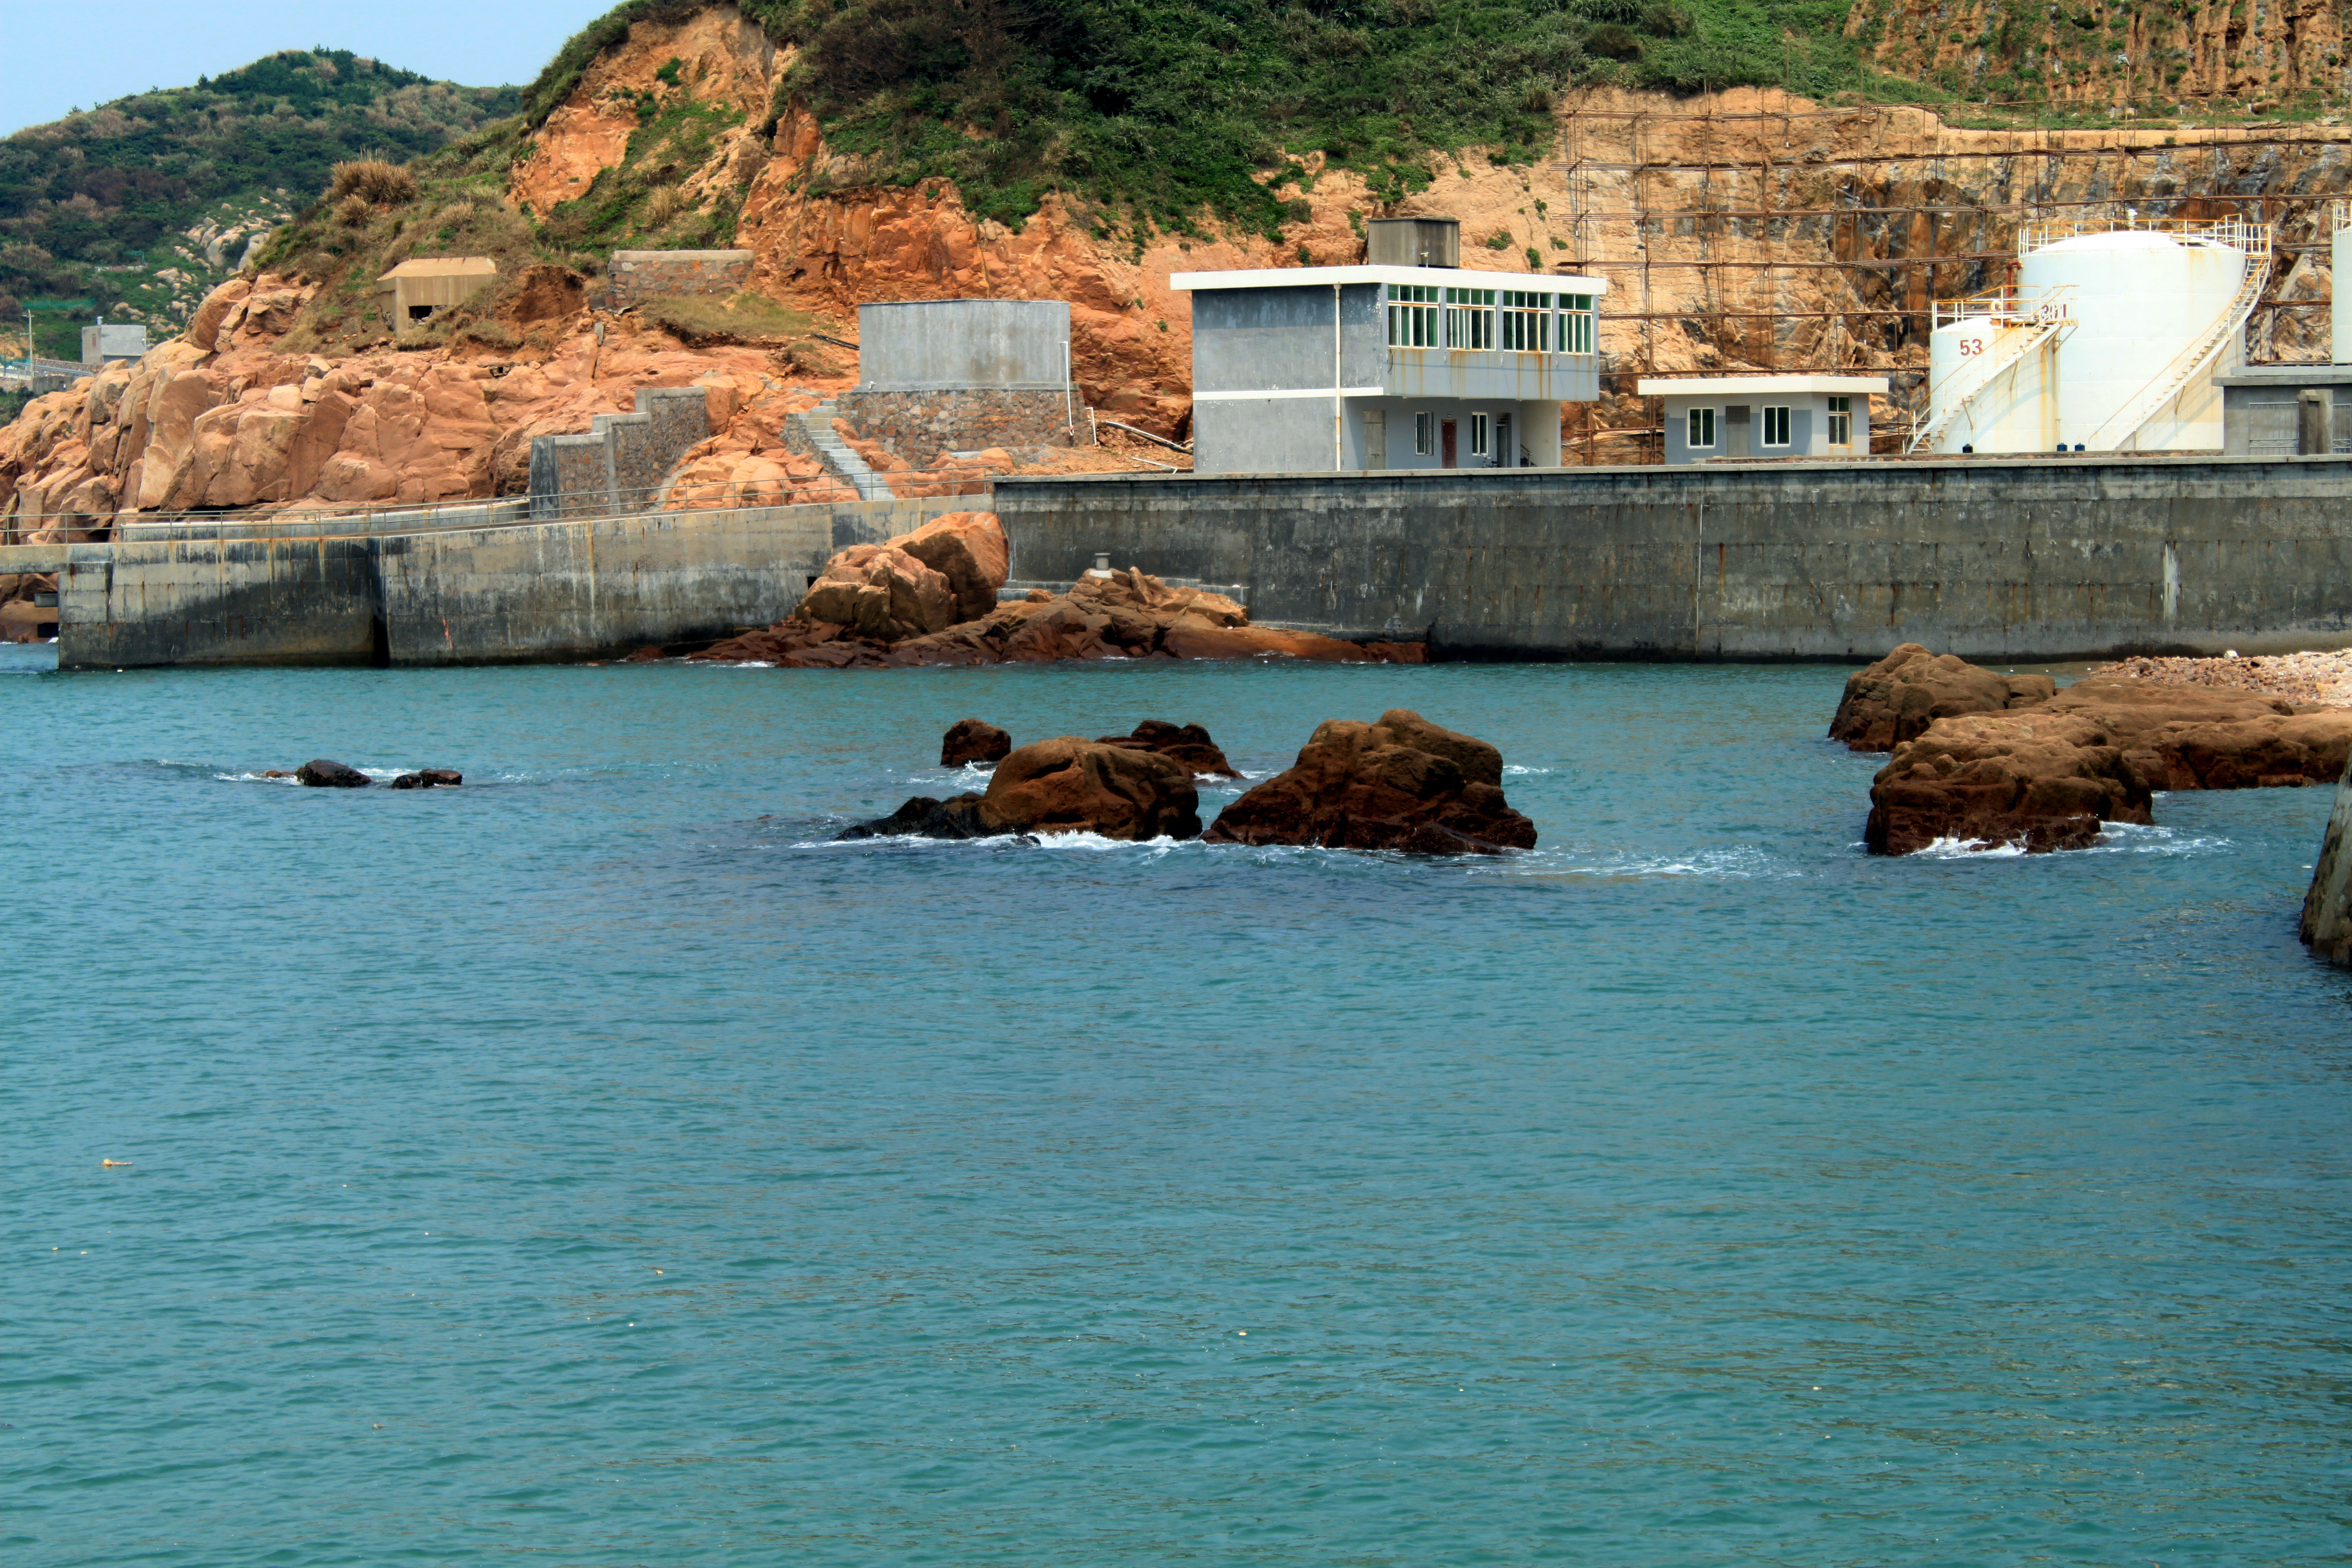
[
  {"left": 1830, "top": 644, "right": 2055, "bottom": 752},
  {"left": 841, "top": 736, "right": 1202, "bottom": 842},
  {"left": 295, "top": 759, "right": 370, "bottom": 788},
  {"left": 940, "top": 718, "right": 1012, "bottom": 768},
  {"left": 1204, "top": 709, "right": 1535, "bottom": 854},
  {"left": 1095, "top": 720, "right": 1242, "bottom": 779}
]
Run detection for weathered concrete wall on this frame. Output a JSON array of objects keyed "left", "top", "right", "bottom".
[
  {"left": 858, "top": 299, "right": 1070, "bottom": 390},
  {"left": 54, "top": 494, "right": 975, "bottom": 669},
  {"left": 994, "top": 456, "right": 2352, "bottom": 660}
]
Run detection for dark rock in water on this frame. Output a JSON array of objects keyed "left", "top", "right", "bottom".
[
  {"left": 980, "top": 737, "right": 1202, "bottom": 840},
  {"left": 295, "top": 759, "right": 370, "bottom": 788},
  {"left": 1096, "top": 719, "right": 1242, "bottom": 779},
  {"left": 390, "top": 768, "right": 463, "bottom": 790},
  {"left": 1830, "top": 643, "right": 2055, "bottom": 752},
  {"left": 1204, "top": 709, "right": 1534, "bottom": 853},
  {"left": 941, "top": 718, "right": 1012, "bottom": 768},
  {"left": 838, "top": 794, "right": 990, "bottom": 840}
]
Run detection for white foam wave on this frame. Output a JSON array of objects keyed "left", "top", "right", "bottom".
[
  {"left": 1503, "top": 764, "right": 1553, "bottom": 776},
  {"left": 1909, "top": 834, "right": 2032, "bottom": 859}
]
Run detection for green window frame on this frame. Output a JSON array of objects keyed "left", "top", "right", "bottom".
[
  {"left": 1501, "top": 290, "right": 1552, "bottom": 352},
  {"left": 1444, "top": 287, "right": 1496, "bottom": 350},
  {"left": 1687, "top": 406, "right": 1715, "bottom": 449},
  {"left": 1826, "top": 395, "right": 1853, "bottom": 447},
  {"left": 1387, "top": 284, "right": 1440, "bottom": 347},
  {"left": 1560, "top": 293, "right": 1595, "bottom": 355}
]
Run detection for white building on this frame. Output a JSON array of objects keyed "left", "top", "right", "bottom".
[
  {"left": 1640, "top": 376, "right": 1886, "bottom": 464},
  {"left": 1174, "top": 248, "right": 1608, "bottom": 474}
]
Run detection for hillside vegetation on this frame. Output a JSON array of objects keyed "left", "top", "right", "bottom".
[{"left": 0, "top": 49, "right": 516, "bottom": 353}]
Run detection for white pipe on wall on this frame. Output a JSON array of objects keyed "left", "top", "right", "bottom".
[{"left": 1332, "top": 283, "right": 1343, "bottom": 472}]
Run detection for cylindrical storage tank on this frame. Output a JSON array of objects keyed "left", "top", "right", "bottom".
[
  {"left": 2019, "top": 230, "right": 2244, "bottom": 450},
  {"left": 1926, "top": 315, "right": 2056, "bottom": 453},
  {"left": 2334, "top": 221, "right": 2352, "bottom": 364}
]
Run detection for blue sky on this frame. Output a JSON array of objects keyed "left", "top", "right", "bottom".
[{"left": 1, "top": 0, "right": 618, "bottom": 133}]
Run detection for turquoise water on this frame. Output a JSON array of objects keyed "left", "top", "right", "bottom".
[{"left": 5, "top": 655, "right": 2350, "bottom": 1567}]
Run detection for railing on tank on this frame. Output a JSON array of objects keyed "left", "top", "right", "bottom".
[
  {"left": 1930, "top": 284, "right": 2074, "bottom": 332},
  {"left": 2016, "top": 215, "right": 2272, "bottom": 259}
]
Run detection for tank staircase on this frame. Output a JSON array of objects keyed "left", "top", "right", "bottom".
[
  {"left": 2083, "top": 223, "right": 2273, "bottom": 452},
  {"left": 795, "top": 402, "right": 891, "bottom": 500},
  {"left": 1906, "top": 287, "right": 2075, "bottom": 455}
]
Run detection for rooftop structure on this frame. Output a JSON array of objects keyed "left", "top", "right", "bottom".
[
  {"left": 1174, "top": 260, "right": 1609, "bottom": 473},
  {"left": 80, "top": 322, "right": 147, "bottom": 366}
]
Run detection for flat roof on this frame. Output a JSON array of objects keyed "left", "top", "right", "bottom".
[
  {"left": 1636, "top": 375, "right": 1890, "bottom": 395},
  {"left": 1170, "top": 264, "right": 1608, "bottom": 296},
  {"left": 378, "top": 256, "right": 498, "bottom": 280},
  {"left": 2215, "top": 364, "right": 2352, "bottom": 386}
]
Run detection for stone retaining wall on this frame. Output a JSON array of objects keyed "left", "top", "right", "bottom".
[
  {"left": 837, "top": 387, "right": 1089, "bottom": 468},
  {"left": 601, "top": 250, "right": 754, "bottom": 309},
  {"left": 529, "top": 387, "right": 712, "bottom": 518}
]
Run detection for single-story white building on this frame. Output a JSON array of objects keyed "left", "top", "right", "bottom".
[{"left": 1638, "top": 375, "right": 1888, "bottom": 464}]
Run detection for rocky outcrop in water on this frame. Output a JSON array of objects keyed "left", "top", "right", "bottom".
[
  {"left": 1863, "top": 669, "right": 2352, "bottom": 854},
  {"left": 391, "top": 769, "right": 463, "bottom": 789},
  {"left": 1204, "top": 709, "right": 1536, "bottom": 854},
  {"left": 696, "top": 524, "right": 1419, "bottom": 668},
  {"left": 1830, "top": 644, "right": 2056, "bottom": 751},
  {"left": 940, "top": 719, "right": 1012, "bottom": 767},
  {"left": 2300, "top": 761, "right": 2352, "bottom": 966},
  {"left": 841, "top": 735, "right": 1202, "bottom": 842},
  {"left": 296, "top": 759, "right": 370, "bottom": 787},
  {"left": 1097, "top": 720, "right": 1241, "bottom": 779}
]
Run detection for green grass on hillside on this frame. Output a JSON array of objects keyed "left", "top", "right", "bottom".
[{"left": 523, "top": 0, "right": 1934, "bottom": 238}]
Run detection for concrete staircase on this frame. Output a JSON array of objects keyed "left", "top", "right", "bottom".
[{"left": 796, "top": 403, "right": 889, "bottom": 500}]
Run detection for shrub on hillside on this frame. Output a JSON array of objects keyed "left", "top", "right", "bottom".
[{"left": 328, "top": 159, "right": 417, "bottom": 207}]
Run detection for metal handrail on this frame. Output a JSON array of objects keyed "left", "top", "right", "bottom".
[
  {"left": 1909, "top": 286, "right": 2077, "bottom": 454},
  {"left": 2084, "top": 231, "right": 2272, "bottom": 450},
  {"left": 2018, "top": 215, "right": 2274, "bottom": 256}
]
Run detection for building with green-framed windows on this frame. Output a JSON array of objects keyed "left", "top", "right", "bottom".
[{"left": 1171, "top": 259, "right": 1607, "bottom": 475}]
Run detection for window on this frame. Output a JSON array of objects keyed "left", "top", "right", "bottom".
[
  {"left": 1387, "top": 284, "right": 1440, "bottom": 347},
  {"left": 1687, "top": 407, "right": 1715, "bottom": 449},
  {"left": 1560, "top": 293, "right": 1595, "bottom": 355},
  {"left": 1826, "top": 395, "right": 1853, "bottom": 447},
  {"left": 1414, "top": 411, "right": 1434, "bottom": 455},
  {"left": 1444, "top": 287, "right": 1496, "bottom": 350},
  {"left": 1501, "top": 290, "right": 1552, "bottom": 351},
  {"left": 1470, "top": 412, "right": 1490, "bottom": 457},
  {"left": 1762, "top": 405, "right": 1792, "bottom": 447}
]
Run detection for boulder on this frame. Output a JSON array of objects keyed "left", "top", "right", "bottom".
[
  {"left": 941, "top": 718, "right": 1012, "bottom": 767},
  {"left": 1864, "top": 713, "right": 2155, "bottom": 855},
  {"left": 295, "top": 759, "right": 371, "bottom": 788},
  {"left": 390, "top": 768, "right": 463, "bottom": 789},
  {"left": 839, "top": 737, "right": 1202, "bottom": 841},
  {"left": 893, "top": 511, "right": 1009, "bottom": 623},
  {"left": 1204, "top": 709, "right": 1535, "bottom": 854},
  {"left": 1096, "top": 720, "right": 1241, "bottom": 778},
  {"left": 796, "top": 543, "right": 957, "bottom": 641},
  {"left": 2037, "top": 674, "right": 2352, "bottom": 790},
  {"left": 980, "top": 737, "right": 1203, "bottom": 840},
  {"left": 1830, "top": 643, "right": 2055, "bottom": 751},
  {"left": 838, "top": 794, "right": 991, "bottom": 840},
  {"left": 2300, "top": 759, "right": 2352, "bottom": 967}
]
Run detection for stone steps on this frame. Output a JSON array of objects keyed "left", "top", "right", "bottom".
[{"left": 797, "top": 404, "right": 890, "bottom": 501}]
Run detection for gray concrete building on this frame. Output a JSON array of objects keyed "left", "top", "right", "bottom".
[
  {"left": 837, "top": 299, "right": 1086, "bottom": 466},
  {"left": 1641, "top": 375, "right": 1887, "bottom": 463},
  {"left": 2218, "top": 364, "right": 2352, "bottom": 455},
  {"left": 80, "top": 322, "right": 147, "bottom": 365},
  {"left": 1172, "top": 262, "right": 1607, "bottom": 473}
]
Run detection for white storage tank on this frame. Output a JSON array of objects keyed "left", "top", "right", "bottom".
[{"left": 1920, "top": 219, "right": 2264, "bottom": 455}]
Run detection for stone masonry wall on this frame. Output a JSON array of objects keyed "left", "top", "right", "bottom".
[
  {"left": 601, "top": 250, "right": 754, "bottom": 309},
  {"left": 835, "top": 388, "right": 1091, "bottom": 469},
  {"left": 529, "top": 387, "right": 712, "bottom": 518}
]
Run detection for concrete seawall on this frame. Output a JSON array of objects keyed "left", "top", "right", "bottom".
[
  {"left": 48, "top": 496, "right": 964, "bottom": 670},
  {"left": 995, "top": 456, "right": 2352, "bottom": 661}
]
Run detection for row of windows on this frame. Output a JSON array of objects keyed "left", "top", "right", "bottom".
[
  {"left": 1685, "top": 397, "right": 1854, "bottom": 449},
  {"left": 1387, "top": 286, "right": 1596, "bottom": 353},
  {"left": 1409, "top": 409, "right": 1504, "bottom": 457}
]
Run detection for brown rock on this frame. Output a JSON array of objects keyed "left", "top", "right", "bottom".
[
  {"left": 942, "top": 718, "right": 1012, "bottom": 767},
  {"left": 1204, "top": 710, "right": 1536, "bottom": 854},
  {"left": 796, "top": 543, "right": 957, "bottom": 640},
  {"left": 893, "top": 511, "right": 1010, "bottom": 622},
  {"left": 2039, "top": 674, "right": 2352, "bottom": 791},
  {"left": 1864, "top": 714, "right": 2154, "bottom": 854},
  {"left": 1096, "top": 720, "right": 1242, "bottom": 778},
  {"left": 1830, "top": 643, "right": 2056, "bottom": 751},
  {"left": 979, "top": 736, "right": 1202, "bottom": 840},
  {"left": 295, "top": 759, "right": 371, "bottom": 788}
]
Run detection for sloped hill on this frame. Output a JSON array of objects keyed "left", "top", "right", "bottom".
[{"left": 0, "top": 49, "right": 517, "bottom": 349}]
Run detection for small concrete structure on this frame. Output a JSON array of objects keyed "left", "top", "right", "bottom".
[
  {"left": 80, "top": 322, "right": 147, "bottom": 365},
  {"left": 1174, "top": 261, "right": 1608, "bottom": 474},
  {"left": 603, "top": 249, "right": 753, "bottom": 308},
  {"left": 836, "top": 298, "right": 1086, "bottom": 467},
  {"left": 1365, "top": 217, "right": 1461, "bottom": 269},
  {"left": 1641, "top": 375, "right": 1887, "bottom": 464},
  {"left": 2217, "top": 364, "right": 2352, "bottom": 455},
  {"left": 377, "top": 257, "right": 498, "bottom": 326}
]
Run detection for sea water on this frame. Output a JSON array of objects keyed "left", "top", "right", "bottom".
[{"left": 2, "top": 657, "right": 2348, "bottom": 1567}]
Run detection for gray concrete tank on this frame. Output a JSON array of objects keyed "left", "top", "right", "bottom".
[{"left": 857, "top": 299, "right": 1071, "bottom": 390}]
